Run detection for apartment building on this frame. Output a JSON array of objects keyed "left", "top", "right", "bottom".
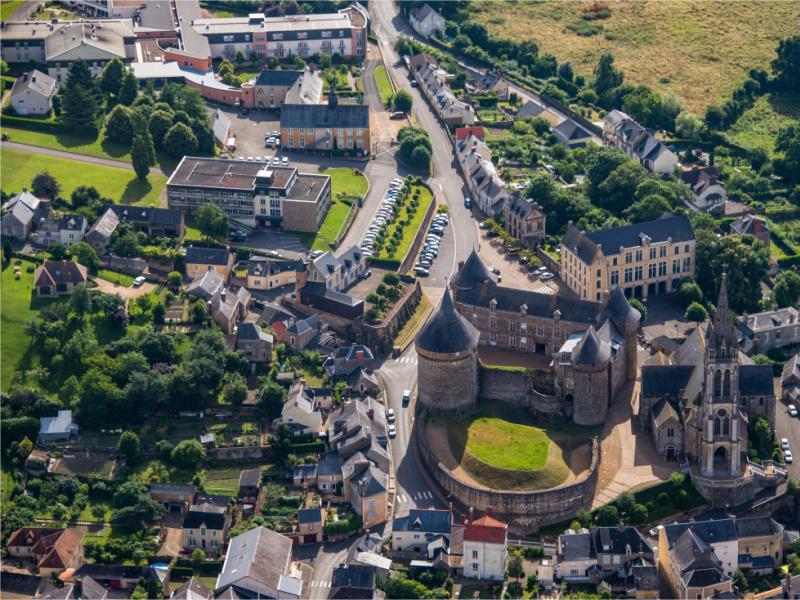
[
  {"left": 190, "top": 5, "right": 367, "bottom": 62},
  {"left": 561, "top": 214, "right": 696, "bottom": 302},
  {"left": 304, "top": 246, "right": 367, "bottom": 292},
  {"left": 280, "top": 89, "right": 370, "bottom": 154},
  {"left": 167, "top": 157, "right": 331, "bottom": 233}
]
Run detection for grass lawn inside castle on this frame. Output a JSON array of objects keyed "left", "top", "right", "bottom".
[{"left": 435, "top": 404, "right": 598, "bottom": 491}]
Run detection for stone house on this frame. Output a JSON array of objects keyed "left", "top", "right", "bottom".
[
  {"left": 462, "top": 508, "right": 508, "bottom": 581},
  {"left": 59, "top": 214, "right": 87, "bottom": 247},
  {"left": 275, "top": 380, "right": 324, "bottom": 437},
  {"left": 409, "top": 3, "right": 445, "bottom": 38},
  {"left": 185, "top": 246, "right": 235, "bottom": 281},
  {"left": 658, "top": 525, "right": 733, "bottom": 599},
  {"left": 235, "top": 322, "right": 273, "bottom": 365},
  {"left": 297, "top": 507, "right": 324, "bottom": 544},
  {"left": 7, "top": 527, "right": 84, "bottom": 577},
  {"left": 679, "top": 166, "right": 728, "bottom": 212},
  {"left": 471, "top": 71, "right": 509, "bottom": 101},
  {"left": 344, "top": 455, "right": 388, "bottom": 530},
  {"left": 286, "top": 314, "right": 322, "bottom": 351},
  {"left": 34, "top": 261, "right": 88, "bottom": 297},
  {"left": 730, "top": 212, "right": 771, "bottom": 248},
  {"left": 85, "top": 208, "right": 120, "bottom": 253},
  {"left": 182, "top": 503, "right": 227, "bottom": 556},
  {"left": 330, "top": 564, "right": 377, "bottom": 600},
  {"left": 250, "top": 67, "right": 322, "bottom": 110},
  {"left": 149, "top": 483, "right": 197, "bottom": 514},
  {"left": 186, "top": 268, "right": 250, "bottom": 334},
  {"left": 504, "top": 195, "right": 545, "bottom": 249},
  {"left": 603, "top": 110, "right": 678, "bottom": 174},
  {"left": 237, "top": 468, "right": 262, "bottom": 504},
  {"left": 456, "top": 133, "right": 508, "bottom": 217},
  {"left": 347, "top": 368, "right": 380, "bottom": 396},
  {"left": 742, "top": 306, "right": 800, "bottom": 354},
  {"left": 411, "top": 53, "right": 475, "bottom": 127},
  {"left": 555, "top": 532, "right": 597, "bottom": 583},
  {"left": 392, "top": 509, "right": 453, "bottom": 555},
  {"left": 323, "top": 344, "right": 376, "bottom": 379},
  {"left": 247, "top": 258, "right": 300, "bottom": 290},
  {"left": 592, "top": 527, "right": 652, "bottom": 577},
  {"left": 10, "top": 70, "right": 56, "bottom": 115},
  {"left": 2, "top": 190, "right": 47, "bottom": 241},
  {"left": 517, "top": 99, "right": 560, "bottom": 126},
  {"left": 107, "top": 204, "right": 185, "bottom": 238},
  {"left": 735, "top": 516, "right": 784, "bottom": 574},
  {"left": 553, "top": 119, "right": 593, "bottom": 149},
  {"left": 305, "top": 246, "right": 367, "bottom": 292},
  {"left": 782, "top": 352, "right": 800, "bottom": 404}
]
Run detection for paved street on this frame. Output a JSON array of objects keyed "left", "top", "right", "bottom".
[
  {"left": 774, "top": 395, "right": 800, "bottom": 479},
  {"left": 293, "top": 539, "right": 349, "bottom": 600}
]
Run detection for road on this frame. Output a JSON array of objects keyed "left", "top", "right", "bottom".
[
  {"left": 293, "top": 539, "right": 350, "bottom": 599},
  {"left": 774, "top": 397, "right": 800, "bottom": 479}
]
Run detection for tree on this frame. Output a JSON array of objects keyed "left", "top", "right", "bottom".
[
  {"left": 774, "top": 270, "right": 800, "bottom": 307},
  {"left": 3, "top": 239, "right": 12, "bottom": 263},
  {"left": 31, "top": 171, "right": 61, "bottom": 199},
  {"left": 100, "top": 58, "right": 125, "bottom": 96},
  {"left": 190, "top": 299, "right": 208, "bottom": 325},
  {"left": 196, "top": 203, "right": 229, "bottom": 240},
  {"left": 69, "top": 242, "right": 101, "bottom": 274},
  {"left": 235, "top": 50, "right": 246, "bottom": 65},
  {"left": 597, "top": 161, "right": 647, "bottom": 215},
  {"left": 268, "top": 423, "right": 294, "bottom": 465},
  {"left": 659, "top": 91, "right": 683, "bottom": 131},
  {"left": 393, "top": 89, "right": 413, "bottom": 112},
  {"left": 750, "top": 416, "right": 774, "bottom": 459},
  {"left": 593, "top": 51, "right": 623, "bottom": 95},
  {"left": 170, "top": 439, "right": 206, "bottom": 468},
  {"left": 625, "top": 193, "right": 672, "bottom": 223},
  {"left": 191, "top": 548, "right": 206, "bottom": 566},
  {"left": 630, "top": 503, "right": 649, "bottom": 524},
  {"left": 772, "top": 35, "right": 800, "bottom": 90},
  {"left": 131, "top": 134, "right": 153, "bottom": 180},
  {"left": 111, "top": 497, "right": 165, "bottom": 527},
  {"left": 776, "top": 123, "right": 800, "bottom": 183},
  {"left": 17, "top": 436, "right": 33, "bottom": 459},
  {"left": 117, "top": 431, "right": 141, "bottom": 464},
  {"left": 685, "top": 301, "right": 708, "bottom": 323},
  {"left": 257, "top": 378, "right": 287, "bottom": 419},
  {"left": 148, "top": 110, "right": 174, "bottom": 149},
  {"left": 223, "top": 374, "right": 248, "bottom": 407},
  {"left": 60, "top": 73, "right": 98, "bottom": 129},
  {"left": 118, "top": 69, "right": 138, "bottom": 106},
  {"left": 163, "top": 122, "right": 198, "bottom": 158},
  {"left": 105, "top": 105, "right": 134, "bottom": 145},
  {"left": 678, "top": 281, "right": 704, "bottom": 307},
  {"left": 616, "top": 491, "right": 635, "bottom": 515},
  {"left": 629, "top": 298, "right": 647, "bottom": 323},
  {"left": 586, "top": 147, "right": 628, "bottom": 202},
  {"left": 675, "top": 111, "right": 704, "bottom": 139},
  {"left": 705, "top": 105, "right": 727, "bottom": 130},
  {"left": 622, "top": 87, "right": 662, "bottom": 128},
  {"left": 506, "top": 553, "right": 525, "bottom": 581},
  {"left": 167, "top": 271, "right": 183, "bottom": 290},
  {"left": 69, "top": 283, "right": 92, "bottom": 317},
  {"left": 152, "top": 302, "right": 166, "bottom": 325},
  {"left": 319, "top": 52, "right": 332, "bottom": 69},
  {"left": 595, "top": 504, "right": 619, "bottom": 526},
  {"left": 77, "top": 368, "right": 122, "bottom": 429},
  {"left": 670, "top": 471, "right": 685, "bottom": 489}
]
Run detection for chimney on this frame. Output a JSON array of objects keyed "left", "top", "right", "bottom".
[
  {"left": 458, "top": 260, "right": 464, "bottom": 271},
  {"left": 23, "top": 73, "right": 29, "bottom": 81},
  {"left": 356, "top": 350, "right": 364, "bottom": 362},
  {"left": 468, "top": 506, "right": 474, "bottom": 524},
  {"left": 485, "top": 506, "right": 493, "bottom": 518}
]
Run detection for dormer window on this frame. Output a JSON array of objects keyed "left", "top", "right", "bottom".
[{"left": 489, "top": 299, "right": 497, "bottom": 313}]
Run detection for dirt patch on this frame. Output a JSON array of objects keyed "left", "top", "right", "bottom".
[
  {"left": 92, "top": 277, "right": 156, "bottom": 300},
  {"left": 159, "top": 527, "right": 183, "bottom": 557}
]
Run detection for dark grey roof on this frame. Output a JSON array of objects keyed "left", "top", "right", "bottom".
[
  {"left": 182, "top": 507, "right": 226, "bottom": 530},
  {"left": 237, "top": 322, "right": 273, "bottom": 342},
  {"left": 415, "top": 286, "right": 480, "bottom": 354},
  {"left": 331, "top": 564, "right": 375, "bottom": 592},
  {"left": 79, "top": 576, "right": 107, "bottom": 600},
  {"left": 735, "top": 516, "right": 781, "bottom": 538},
  {"left": 506, "top": 194, "right": 541, "bottom": 220},
  {"left": 58, "top": 214, "right": 87, "bottom": 231},
  {"left": 559, "top": 532, "right": 595, "bottom": 561},
  {"left": 592, "top": 526, "right": 650, "bottom": 556},
  {"left": 411, "top": 3, "right": 441, "bottom": 23},
  {"left": 602, "top": 286, "right": 640, "bottom": 325},
  {"left": 171, "top": 577, "right": 212, "bottom": 600},
  {"left": 74, "top": 564, "right": 151, "bottom": 581},
  {"left": 149, "top": 483, "right": 197, "bottom": 495},
  {"left": 216, "top": 527, "right": 293, "bottom": 594},
  {"left": 302, "top": 281, "right": 363, "bottom": 307},
  {"left": 255, "top": 69, "right": 303, "bottom": 87},
  {"left": 632, "top": 565, "right": 659, "bottom": 592},
  {"left": 583, "top": 214, "right": 695, "bottom": 256},
  {"left": 238, "top": 468, "right": 261, "bottom": 489},
  {"left": 738, "top": 365, "right": 775, "bottom": 396},
  {"left": 248, "top": 258, "right": 301, "bottom": 277},
  {"left": 393, "top": 509, "right": 451, "bottom": 535},
  {"left": 664, "top": 519, "right": 737, "bottom": 546},
  {"left": 0, "top": 573, "right": 45, "bottom": 597},
  {"left": 640, "top": 365, "right": 694, "bottom": 398},
  {"left": 554, "top": 119, "right": 591, "bottom": 145},
  {"left": 517, "top": 100, "right": 545, "bottom": 119},
  {"left": 298, "top": 507, "right": 322, "bottom": 525},
  {"left": 185, "top": 246, "right": 231, "bottom": 266},
  {"left": 10, "top": 70, "right": 56, "bottom": 99},
  {"left": 452, "top": 248, "right": 496, "bottom": 289},
  {"left": 573, "top": 326, "right": 610, "bottom": 367},
  {"left": 562, "top": 223, "right": 600, "bottom": 265},
  {"left": 731, "top": 214, "right": 770, "bottom": 237},
  {"left": 108, "top": 203, "right": 183, "bottom": 226},
  {"left": 281, "top": 102, "right": 369, "bottom": 129},
  {"left": 331, "top": 344, "right": 374, "bottom": 361},
  {"left": 683, "top": 567, "right": 728, "bottom": 587}
]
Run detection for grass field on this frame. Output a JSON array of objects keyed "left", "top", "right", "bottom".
[
  {"left": 300, "top": 167, "right": 368, "bottom": 251},
  {"left": 727, "top": 92, "right": 800, "bottom": 154},
  {"left": 470, "top": 0, "right": 800, "bottom": 113},
  {"left": 97, "top": 269, "right": 134, "bottom": 287},
  {"left": 0, "top": 0, "right": 26, "bottom": 21},
  {"left": 1, "top": 147, "right": 167, "bottom": 205},
  {"left": 377, "top": 185, "right": 433, "bottom": 264},
  {"left": 462, "top": 416, "right": 550, "bottom": 470},
  {"left": 373, "top": 65, "right": 394, "bottom": 106}
]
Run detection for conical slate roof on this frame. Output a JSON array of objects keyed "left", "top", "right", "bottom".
[
  {"left": 573, "top": 326, "right": 610, "bottom": 367},
  {"left": 415, "top": 286, "right": 480, "bottom": 354},
  {"left": 451, "top": 249, "right": 496, "bottom": 290},
  {"left": 603, "top": 286, "right": 640, "bottom": 324}
]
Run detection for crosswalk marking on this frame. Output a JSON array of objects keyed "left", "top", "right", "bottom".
[
  {"left": 414, "top": 491, "right": 433, "bottom": 500},
  {"left": 396, "top": 355, "right": 418, "bottom": 365},
  {"left": 311, "top": 580, "right": 331, "bottom": 588}
]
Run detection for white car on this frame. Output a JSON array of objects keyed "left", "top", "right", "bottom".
[
  {"left": 387, "top": 408, "right": 396, "bottom": 423},
  {"left": 781, "top": 438, "right": 790, "bottom": 450},
  {"left": 790, "top": 404, "right": 799, "bottom": 417},
  {"left": 785, "top": 450, "right": 794, "bottom": 464},
  {"left": 281, "top": 156, "right": 289, "bottom": 166},
  {"left": 540, "top": 272, "right": 555, "bottom": 282},
  {"left": 388, "top": 424, "right": 397, "bottom": 438},
  {"left": 132, "top": 275, "right": 146, "bottom": 287}
]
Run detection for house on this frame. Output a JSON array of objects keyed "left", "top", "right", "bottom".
[
  {"left": 305, "top": 246, "right": 368, "bottom": 292},
  {"left": 411, "top": 54, "right": 475, "bottom": 127},
  {"left": 249, "top": 68, "right": 322, "bottom": 110},
  {"left": 0, "top": 572, "right": 47, "bottom": 598},
  {"left": 462, "top": 508, "right": 508, "bottom": 581},
  {"left": 678, "top": 166, "right": 728, "bottom": 212},
  {"left": 782, "top": 352, "right": 800, "bottom": 404},
  {"left": 555, "top": 531, "right": 596, "bottom": 582},
  {"left": 34, "top": 260, "right": 88, "bottom": 298},
  {"left": 409, "top": 3, "right": 445, "bottom": 38},
  {"left": 185, "top": 247, "right": 235, "bottom": 281},
  {"left": 561, "top": 214, "right": 696, "bottom": 301},
  {"left": 182, "top": 503, "right": 227, "bottom": 557},
  {"left": 286, "top": 314, "right": 323, "bottom": 351},
  {"left": 658, "top": 527, "right": 732, "bottom": 599},
  {"left": 237, "top": 469, "right": 262, "bottom": 504},
  {"left": 734, "top": 516, "right": 784, "bottom": 574},
  {"left": 345, "top": 459, "right": 388, "bottom": 529},
  {"left": 149, "top": 483, "right": 197, "bottom": 514},
  {"left": 215, "top": 527, "right": 302, "bottom": 599},
  {"left": 9, "top": 70, "right": 56, "bottom": 115},
  {"left": 7, "top": 527, "right": 84, "bottom": 577},
  {"left": 38, "top": 410, "right": 78, "bottom": 444},
  {"left": 455, "top": 126, "right": 485, "bottom": 142},
  {"left": 504, "top": 195, "right": 545, "bottom": 249},
  {"left": 323, "top": 344, "right": 376, "bottom": 379},
  {"left": 329, "top": 564, "right": 378, "bottom": 600},
  {"left": 297, "top": 507, "right": 325, "bottom": 544},
  {"left": 742, "top": 306, "right": 800, "bottom": 354},
  {"left": 236, "top": 322, "right": 273, "bottom": 365},
  {"left": 32, "top": 216, "right": 60, "bottom": 248},
  {"left": 347, "top": 368, "right": 380, "bottom": 396},
  {"left": 553, "top": 118, "right": 593, "bottom": 149},
  {"left": 58, "top": 215, "right": 87, "bottom": 248},
  {"left": 471, "top": 71, "right": 509, "bottom": 101},
  {"left": 293, "top": 464, "right": 319, "bottom": 489},
  {"left": 73, "top": 565, "right": 156, "bottom": 591},
  {"left": 106, "top": 204, "right": 184, "bottom": 238},
  {"left": 280, "top": 89, "right": 370, "bottom": 154},
  {"left": 276, "top": 380, "right": 324, "bottom": 437},
  {"left": 2, "top": 190, "right": 45, "bottom": 241},
  {"left": 455, "top": 133, "right": 508, "bottom": 217},
  {"left": 298, "top": 282, "right": 365, "bottom": 320},
  {"left": 517, "top": 100, "right": 560, "bottom": 126},
  {"left": 85, "top": 208, "right": 120, "bottom": 253},
  {"left": 186, "top": 268, "right": 225, "bottom": 301},
  {"left": 603, "top": 110, "right": 678, "bottom": 174},
  {"left": 316, "top": 454, "right": 344, "bottom": 495},
  {"left": 392, "top": 509, "right": 454, "bottom": 556},
  {"left": 185, "top": 269, "right": 250, "bottom": 335},
  {"left": 592, "top": 527, "right": 653, "bottom": 576},
  {"left": 247, "top": 258, "right": 300, "bottom": 290},
  {"left": 171, "top": 577, "right": 213, "bottom": 600},
  {"left": 730, "top": 212, "right": 771, "bottom": 249},
  {"left": 632, "top": 564, "right": 659, "bottom": 599}
]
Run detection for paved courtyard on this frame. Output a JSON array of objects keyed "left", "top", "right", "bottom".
[{"left": 477, "top": 229, "right": 565, "bottom": 296}]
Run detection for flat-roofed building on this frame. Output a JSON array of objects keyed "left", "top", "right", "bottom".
[{"left": 167, "top": 157, "right": 331, "bottom": 233}]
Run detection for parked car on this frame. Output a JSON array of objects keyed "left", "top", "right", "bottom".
[
  {"left": 490, "top": 267, "right": 501, "bottom": 275},
  {"left": 402, "top": 390, "right": 412, "bottom": 406},
  {"left": 785, "top": 450, "right": 794, "bottom": 464},
  {"left": 533, "top": 266, "right": 548, "bottom": 276},
  {"left": 781, "top": 438, "right": 790, "bottom": 450},
  {"left": 390, "top": 111, "right": 406, "bottom": 119},
  {"left": 132, "top": 275, "right": 146, "bottom": 287},
  {"left": 464, "top": 197, "right": 472, "bottom": 208},
  {"left": 281, "top": 156, "right": 289, "bottom": 166},
  {"left": 790, "top": 404, "right": 798, "bottom": 417},
  {"left": 387, "top": 408, "right": 396, "bottom": 423},
  {"left": 414, "top": 266, "right": 430, "bottom": 276},
  {"left": 388, "top": 424, "right": 397, "bottom": 438},
  {"left": 540, "top": 272, "right": 555, "bottom": 281}
]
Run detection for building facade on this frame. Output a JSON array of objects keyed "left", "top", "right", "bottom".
[
  {"left": 280, "top": 89, "right": 370, "bottom": 154},
  {"left": 504, "top": 196, "right": 545, "bottom": 249},
  {"left": 462, "top": 509, "right": 508, "bottom": 581},
  {"left": 9, "top": 70, "right": 56, "bottom": 115}
]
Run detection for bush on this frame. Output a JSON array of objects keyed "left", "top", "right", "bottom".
[
  {"left": 674, "top": 489, "right": 690, "bottom": 510},
  {"left": 685, "top": 301, "right": 708, "bottom": 322}
]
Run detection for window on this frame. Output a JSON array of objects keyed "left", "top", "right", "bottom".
[
  {"left": 634, "top": 266, "right": 642, "bottom": 280},
  {"left": 472, "top": 563, "right": 479, "bottom": 572},
  {"left": 521, "top": 337, "right": 527, "bottom": 350},
  {"left": 635, "top": 250, "right": 642, "bottom": 262},
  {"left": 299, "top": 138, "right": 305, "bottom": 148},
  {"left": 667, "top": 426, "right": 674, "bottom": 437},
  {"left": 648, "top": 263, "right": 657, "bottom": 278},
  {"left": 649, "top": 247, "right": 656, "bottom": 260},
  {"left": 624, "top": 268, "right": 633, "bottom": 283},
  {"left": 660, "top": 246, "right": 667, "bottom": 257},
  {"left": 683, "top": 257, "right": 691, "bottom": 271},
  {"left": 658, "top": 262, "right": 667, "bottom": 276},
  {"left": 472, "top": 550, "right": 479, "bottom": 559},
  {"left": 510, "top": 335, "right": 517, "bottom": 347},
  {"left": 489, "top": 317, "right": 496, "bottom": 329},
  {"left": 625, "top": 252, "right": 632, "bottom": 264},
  {"left": 603, "top": 555, "right": 610, "bottom": 565},
  {"left": 612, "top": 257, "right": 618, "bottom": 266},
  {"left": 490, "top": 331, "right": 497, "bottom": 344},
  {"left": 674, "top": 245, "right": 679, "bottom": 255},
  {"left": 610, "top": 271, "right": 619, "bottom": 285},
  {"left": 685, "top": 244, "right": 690, "bottom": 253},
  {"left": 672, "top": 259, "right": 680, "bottom": 274}
]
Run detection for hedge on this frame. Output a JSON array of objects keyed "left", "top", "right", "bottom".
[
  {"left": 174, "top": 559, "right": 223, "bottom": 575},
  {"left": 368, "top": 258, "right": 401, "bottom": 271},
  {"left": 777, "top": 255, "right": 800, "bottom": 268},
  {"left": 289, "top": 440, "right": 326, "bottom": 454},
  {"left": 2, "top": 114, "right": 98, "bottom": 136}
]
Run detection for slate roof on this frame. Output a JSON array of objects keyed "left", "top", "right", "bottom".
[
  {"left": 39, "top": 410, "right": 74, "bottom": 435},
  {"left": 74, "top": 564, "right": 151, "bottom": 581},
  {"left": 663, "top": 519, "right": 737, "bottom": 546},
  {"left": 0, "top": 572, "right": 45, "bottom": 597},
  {"left": 592, "top": 526, "right": 649, "bottom": 555},
  {"left": 186, "top": 268, "right": 225, "bottom": 301},
  {"left": 554, "top": 119, "right": 591, "bottom": 145},
  {"left": 393, "top": 509, "right": 452, "bottom": 535},
  {"left": 185, "top": 246, "right": 231, "bottom": 266},
  {"left": 302, "top": 281, "right": 363, "bottom": 307},
  {"left": 255, "top": 69, "right": 303, "bottom": 87},
  {"left": 783, "top": 353, "right": 800, "bottom": 386},
  {"left": 58, "top": 214, "right": 86, "bottom": 232},
  {"left": 415, "top": 285, "right": 480, "bottom": 354},
  {"left": 79, "top": 576, "right": 107, "bottom": 600},
  {"left": 284, "top": 68, "right": 324, "bottom": 105},
  {"left": 149, "top": 483, "right": 197, "bottom": 495},
  {"left": 731, "top": 213, "right": 769, "bottom": 237},
  {"left": 215, "top": 527, "right": 294, "bottom": 594},
  {"left": 652, "top": 398, "right": 681, "bottom": 429},
  {"left": 108, "top": 203, "right": 183, "bottom": 226},
  {"left": 746, "top": 307, "right": 799, "bottom": 332},
  {"left": 238, "top": 468, "right": 261, "bottom": 489},
  {"left": 281, "top": 102, "right": 369, "bottom": 129},
  {"left": 11, "top": 70, "right": 56, "bottom": 99},
  {"left": 331, "top": 564, "right": 375, "bottom": 596},
  {"left": 237, "top": 322, "right": 273, "bottom": 343},
  {"left": 641, "top": 365, "right": 695, "bottom": 398},
  {"left": 297, "top": 508, "right": 322, "bottom": 525},
  {"left": 573, "top": 327, "right": 610, "bottom": 367},
  {"left": 517, "top": 100, "right": 546, "bottom": 119},
  {"left": 34, "top": 261, "right": 87, "bottom": 289},
  {"left": 506, "top": 194, "right": 542, "bottom": 221},
  {"left": 738, "top": 364, "right": 775, "bottom": 396},
  {"left": 735, "top": 516, "right": 782, "bottom": 538},
  {"left": 287, "top": 314, "right": 321, "bottom": 336},
  {"left": 43, "top": 21, "right": 132, "bottom": 62},
  {"left": 171, "top": 576, "right": 213, "bottom": 600},
  {"left": 248, "top": 258, "right": 301, "bottom": 278},
  {"left": 559, "top": 532, "right": 595, "bottom": 561},
  {"left": 183, "top": 506, "right": 226, "bottom": 530},
  {"left": 602, "top": 286, "right": 641, "bottom": 325},
  {"left": 411, "top": 3, "right": 441, "bottom": 23},
  {"left": 87, "top": 208, "right": 119, "bottom": 242}
]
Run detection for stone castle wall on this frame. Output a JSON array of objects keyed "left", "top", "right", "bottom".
[
  {"left": 477, "top": 365, "right": 563, "bottom": 417},
  {"left": 418, "top": 348, "right": 479, "bottom": 413},
  {"left": 414, "top": 411, "right": 600, "bottom": 531}
]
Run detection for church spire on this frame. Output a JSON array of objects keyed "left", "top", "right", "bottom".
[{"left": 708, "top": 271, "right": 736, "bottom": 360}]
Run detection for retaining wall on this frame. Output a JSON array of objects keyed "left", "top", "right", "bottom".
[{"left": 478, "top": 364, "right": 563, "bottom": 417}]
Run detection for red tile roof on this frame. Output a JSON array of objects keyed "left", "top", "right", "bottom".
[
  {"left": 456, "top": 126, "right": 485, "bottom": 141},
  {"left": 464, "top": 514, "right": 507, "bottom": 544}
]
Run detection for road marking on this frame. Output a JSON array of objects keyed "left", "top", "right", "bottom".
[{"left": 312, "top": 580, "right": 331, "bottom": 588}]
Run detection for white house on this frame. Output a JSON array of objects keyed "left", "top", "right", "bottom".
[
  {"left": 603, "top": 109, "right": 678, "bottom": 174},
  {"left": 58, "top": 214, "right": 87, "bottom": 247},
  {"left": 10, "top": 70, "right": 56, "bottom": 116},
  {"left": 555, "top": 531, "right": 597, "bottom": 583},
  {"left": 409, "top": 4, "right": 445, "bottom": 38},
  {"left": 305, "top": 246, "right": 367, "bottom": 292},
  {"left": 462, "top": 509, "right": 508, "bottom": 581},
  {"left": 275, "top": 380, "right": 323, "bottom": 436}
]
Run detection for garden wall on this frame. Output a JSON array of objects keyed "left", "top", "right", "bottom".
[
  {"left": 414, "top": 410, "right": 600, "bottom": 532},
  {"left": 360, "top": 279, "right": 423, "bottom": 354}
]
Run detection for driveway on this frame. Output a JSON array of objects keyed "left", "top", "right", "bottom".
[{"left": 92, "top": 277, "right": 156, "bottom": 300}]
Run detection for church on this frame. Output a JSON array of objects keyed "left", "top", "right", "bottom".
[{"left": 640, "top": 274, "right": 785, "bottom": 507}]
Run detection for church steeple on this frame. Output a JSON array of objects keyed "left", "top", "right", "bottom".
[{"left": 707, "top": 271, "right": 736, "bottom": 361}]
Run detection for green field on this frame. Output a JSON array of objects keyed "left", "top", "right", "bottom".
[
  {"left": 0, "top": 0, "right": 25, "bottom": 21},
  {"left": 300, "top": 167, "right": 368, "bottom": 251},
  {"left": 97, "top": 269, "right": 134, "bottom": 287},
  {"left": 463, "top": 416, "right": 550, "bottom": 470},
  {"left": 727, "top": 92, "right": 800, "bottom": 155},
  {"left": 1, "top": 147, "right": 167, "bottom": 205},
  {"left": 376, "top": 185, "right": 433, "bottom": 264},
  {"left": 470, "top": 0, "right": 800, "bottom": 113},
  {"left": 373, "top": 65, "right": 394, "bottom": 106}
]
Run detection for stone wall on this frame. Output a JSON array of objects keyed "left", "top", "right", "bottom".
[
  {"left": 418, "top": 348, "right": 479, "bottom": 414},
  {"left": 414, "top": 411, "right": 600, "bottom": 532},
  {"left": 478, "top": 364, "right": 562, "bottom": 417},
  {"left": 361, "top": 279, "right": 423, "bottom": 354}
]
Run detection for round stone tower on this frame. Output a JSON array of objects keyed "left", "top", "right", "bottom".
[
  {"left": 571, "top": 326, "right": 612, "bottom": 426},
  {"left": 601, "top": 286, "right": 641, "bottom": 382},
  {"left": 415, "top": 285, "right": 481, "bottom": 414}
]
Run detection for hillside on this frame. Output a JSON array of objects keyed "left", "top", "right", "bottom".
[{"left": 470, "top": 0, "right": 800, "bottom": 113}]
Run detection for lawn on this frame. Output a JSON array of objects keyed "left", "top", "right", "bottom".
[
  {"left": 299, "top": 167, "right": 368, "bottom": 251},
  {"left": 97, "top": 269, "right": 134, "bottom": 287},
  {"left": 1, "top": 147, "right": 167, "bottom": 205},
  {"left": 470, "top": 0, "right": 800, "bottom": 113},
  {"left": 376, "top": 185, "right": 433, "bottom": 265},
  {"left": 373, "top": 65, "right": 394, "bottom": 106},
  {"left": 462, "top": 416, "right": 550, "bottom": 470},
  {"left": 0, "top": 0, "right": 25, "bottom": 21},
  {"left": 235, "top": 70, "right": 260, "bottom": 85},
  {"left": 726, "top": 92, "right": 800, "bottom": 155}
]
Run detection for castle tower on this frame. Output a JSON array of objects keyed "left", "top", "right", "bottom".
[
  {"left": 698, "top": 273, "right": 746, "bottom": 478},
  {"left": 571, "top": 326, "right": 612, "bottom": 425},
  {"left": 415, "top": 284, "right": 480, "bottom": 414},
  {"left": 601, "top": 286, "right": 641, "bottom": 382}
]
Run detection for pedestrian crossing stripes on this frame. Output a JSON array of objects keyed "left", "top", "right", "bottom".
[
  {"left": 395, "top": 355, "right": 418, "bottom": 365},
  {"left": 311, "top": 580, "right": 331, "bottom": 588},
  {"left": 414, "top": 490, "right": 434, "bottom": 500},
  {"left": 395, "top": 490, "right": 434, "bottom": 505}
]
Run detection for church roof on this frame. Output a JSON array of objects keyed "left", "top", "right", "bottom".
[
  {"left": 415, "top": 286, "right": 479, "bottom": 354},
  {"left": 738, "top": 364, "right": 774, "bottom": 396},
  {"left": 652, "top": 398, "right": 681, "bottom": 428}
]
